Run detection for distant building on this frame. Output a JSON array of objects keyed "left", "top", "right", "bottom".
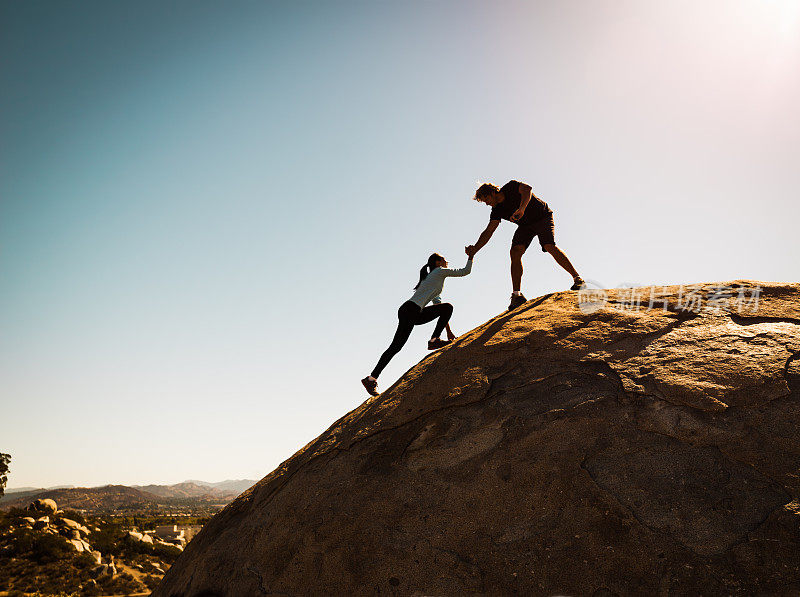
[
  {"left": 154, "top": 525, "right": 184, "bottom": 544},
  {"left": 180, "top": 525, "right": 202, "bottom": 542},
  {"left": 154, "top": 524, "right": 202, "bottom": 544}
]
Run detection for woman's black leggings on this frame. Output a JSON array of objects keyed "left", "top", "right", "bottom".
[{"left": 371, "top": 300, "right": 453, "bottom": 378}]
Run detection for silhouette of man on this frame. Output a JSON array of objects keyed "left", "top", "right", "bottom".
[{"left": 467, "top": 180, "right": 584, "bottom": 310}]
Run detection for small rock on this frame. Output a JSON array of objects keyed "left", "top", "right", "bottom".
[
  {"left": 32, "top": 517, "right": 49, "bottom": 530},
  {"left": 68, "top": 539, "right": 85, "bottom": 552}
]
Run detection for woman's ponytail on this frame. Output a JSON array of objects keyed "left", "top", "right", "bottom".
[
  {"left": 414, "top": 265, "right": 429, "bottom": 290},
  {"left": 413, "top": 253, "right": 444, "bottom": 290}
]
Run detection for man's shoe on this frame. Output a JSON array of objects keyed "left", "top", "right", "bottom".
[
  {"left": 427, "top": 338, "right": 451, "bottom": 350},
  {"left": 570, "top": 277, "right": 586, "bottom": 291},
  {"left": 508, "top": 293, "right": 527, "bottom": 310},
  {"left": 361, "top": 376, "right": 379, "bottom": 396}
]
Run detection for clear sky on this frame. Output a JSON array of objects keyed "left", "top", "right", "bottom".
[{"left": 2, "top": 0, "right": 798, "bottom": 488}]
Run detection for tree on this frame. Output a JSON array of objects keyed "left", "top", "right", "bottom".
[{"left": 0, "top": 453, "right": 10, "bottom": 496}]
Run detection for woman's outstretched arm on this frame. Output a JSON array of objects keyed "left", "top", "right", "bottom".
[{"left": 442, "top": 258, "right": 473, "bottom": 278}]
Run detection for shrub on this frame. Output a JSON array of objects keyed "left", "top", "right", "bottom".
[
  {"left": 9, "top": 528, "right": 34, "bottom": 555},
  {"left": 32, "top": 534, "right": 72, "bottom": 563},
  {"left": 62, "top": 510, "right": 86, "bottom": 524},
  {"left": 152, "top": 542, "right": 182, "bottom": 562},
  {"left": 75, "top": 552, "right": 97, "bottom": 569},
  {"left": 89, "top": 527, "right": 123, "bottom": 556}
]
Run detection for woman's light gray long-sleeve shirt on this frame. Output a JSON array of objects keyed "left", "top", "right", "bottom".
[{"left": 408, "top": 259, "right": 473, "bottom": 308}]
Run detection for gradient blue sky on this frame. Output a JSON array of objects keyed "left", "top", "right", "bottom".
[{"left": 2, "top": 0, "right": 798, "bottom": 488}]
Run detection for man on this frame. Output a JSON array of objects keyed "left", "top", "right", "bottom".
[{"left": 467, "top": 180, "right": 585, "bottom": 310}]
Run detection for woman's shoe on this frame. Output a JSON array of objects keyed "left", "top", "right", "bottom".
[
  {"left": 427, "top": 338, "right": 451, "bottom": 350},
  {"left": 361, "top": 376, "right": 379, "bottom": 396}
]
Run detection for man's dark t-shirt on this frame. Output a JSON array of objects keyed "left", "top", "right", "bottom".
[{"left": 490, "top": 180, "right": 552, "bottom": 227}]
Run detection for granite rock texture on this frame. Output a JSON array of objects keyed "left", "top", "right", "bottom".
[{"left": 156, "top": 281, "right": 800, "bottom": 596}]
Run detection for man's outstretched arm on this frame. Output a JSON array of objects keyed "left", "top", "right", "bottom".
[{"left": 467, "top": 220, "right": 500, "bottom": 256}]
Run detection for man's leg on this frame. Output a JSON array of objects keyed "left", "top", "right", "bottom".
[
  {"left": 510, "top": 244, "right": 527, "bottom": 292},
  {"left": 542, "top": 244, "right": 580, "bottom": 278},
  {"left": 537, "top": 213, "right": 583, "bottom": 287}
]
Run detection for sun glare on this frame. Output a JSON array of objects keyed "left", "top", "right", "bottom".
[{"left": 757, "top": 0, "right": 800, "bottom": 39}]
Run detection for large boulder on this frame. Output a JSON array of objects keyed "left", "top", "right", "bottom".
[
  {"left": 156, "top": 281, "right": 800, "bottom": 596},
  {"left": 29, "top": 498, "right": 57, "bottom": 514}
]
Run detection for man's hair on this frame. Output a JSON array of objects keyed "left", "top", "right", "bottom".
[{"left": 474, "top": 183, "right": 499, "bottom": 201}]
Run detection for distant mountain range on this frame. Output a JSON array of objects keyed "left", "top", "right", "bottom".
[
  {"left": 182, "top": 479, "right": 256, "bottom": 494},
  {"left": 0, "top": 479, "right": 257, "bottom": 512}
]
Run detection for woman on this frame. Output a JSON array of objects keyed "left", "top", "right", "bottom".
[{"left": 361, "top": 247, "right": 474, "bottom": 396}]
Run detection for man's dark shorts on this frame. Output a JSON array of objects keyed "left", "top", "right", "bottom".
[{"left": 511, "top": 212, "right": 555, "bottom": 252}]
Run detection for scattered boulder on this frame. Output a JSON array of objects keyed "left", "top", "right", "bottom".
[
  {"left": 126, "top": 530, "right": 144, "bottom": 542},
  {"left": 140, "top": 533, "right": 154, "bottom": 544},
  {"left": 91, "top": 550, "right": 102, "bottom": 564},
  {"left": 60, "top": 517, "right": 80, "bottom": 530},
  {"left": 60, "top": 517, "right": 91, "bottom": 537},
  {"left": 32, "top": 516, "right": 49, "bottom": 530},
  {"left": 20, "top": 516, "right": 35, "bottom": 528},
  {"left": 155, "top": 539, "right": 182, "bottom": 551},
  {"left": 68, "top": 539, "right": 86, "bottom": 553}
]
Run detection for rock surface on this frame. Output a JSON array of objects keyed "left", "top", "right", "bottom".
[{"left": 156, "top": 281, "right": 800, "bottom": 596}]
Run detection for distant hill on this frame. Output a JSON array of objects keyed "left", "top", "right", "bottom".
[
  {"left": 134, "top": 482, "right": 235, "bottom": 499},
  {"left": 0, "top": 485, "right": 160, "bottom": 512},
  {"left": 4, "top": 487, "right": 45, "bottom": 494},
  {"left": 3, "top": 485, "right": 74, "bottom": 502},
  {"left": 1, "top": 489, "right": 49, "bottom": 503},
  {"left": 0, "top": 479, "right": 256, "bottom": 513},
  {"left": 182, "top": 479, "right": 256, "bottom": 494}
]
